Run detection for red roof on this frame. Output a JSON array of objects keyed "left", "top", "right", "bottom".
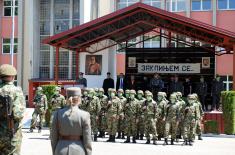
[{"left": 43, "top": 2, "right": 235, "bottom": 53}]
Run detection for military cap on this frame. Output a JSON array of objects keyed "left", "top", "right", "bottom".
[
  {"left": 176, "top": 92, "right": 182, "bottom": 97},
  {"left": 0, "top": 64, "right": 17, "bottom": 76},
  {"left": 110, "top": 88, "right": 116, "bottom": 93},
  {"left": 158, "top": 92, "right": 166, "bottom": 97},
  {"left": 89, "top": 88, "right": 95, "bottom": 93},
  {"left": 118, "top": 89, "right": 124, "bottom": 93},
  {"left": 55, "top": 86, "right": 61, "bottom": 91},
  {"left": 192, "top": 93, "right": 199, "bottom": 99},
  {"left": 130, "top": 90, "right": 136, "bottom": 94},
  {"left": 66, "top": 87, "right": 81, "bottom": 98},
  {"left": 170, "top": 93, "right": 177, "bottom": 99},
  {"left": 125, "top": 89, "right": 130, "bottom": 93},
  {"left": 37, "top": 87, "right": 43, "bottom": 91},
  {"left": 187, "top": 94, "right": 196, "bottom": 100},
  {"left": 145, "top": 91, "right": 153, "bottom": 96},
  {"left": 98, "top": 88, "right": 104, "bottom": 92},
  {"left": 137, "top": 90, "right": 144, "bottom": 95}
]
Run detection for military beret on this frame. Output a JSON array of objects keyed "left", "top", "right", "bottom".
[
  {"left": 66, "top": 87, "right": 81, "bottom": 98},
  {"left": 0, "top": 64, "right": 17, "bottom": 76}
]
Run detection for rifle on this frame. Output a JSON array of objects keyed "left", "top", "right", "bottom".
[{"left": 0, "top": 95, "right": 14, "bottom": 138}]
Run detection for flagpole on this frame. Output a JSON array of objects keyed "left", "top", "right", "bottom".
[{"left": 10, "top": 0, "right": 15, "bottom": 66}]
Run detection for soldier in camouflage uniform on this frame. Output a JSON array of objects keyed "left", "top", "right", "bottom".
[
  {"left": 50, "top": 86, "right": 65, "bottom": 124},
  {"left": 176, "top": 92, "right": 186, "bottom": 140},
  {"left": 116, "top": 89, "right": 126, "bottom": 139},
  {"left": 0, "top": 64, "right": 26, "bottom": 155},
  {"left": 125, "top": 89, "right": 130, "bottom": 100},
  {"left": 30, "top": 86, "right": 48, "bottom": 133},
  {"left": 182, "top": 94, "right": 197, "bottom": 146},
  {"left": 192, "top": 93, "right": 204, "bottom": 140},
  {"left": 94, "top": 87, "right": 99, "bottom": 97},
  {"left": 124, "top": 90, "right": 139, "bottom": 143},
  {"left": 80, "top": 88, "right": 90, "bottom": 110},
  {"left": 143, "top": 91, "right": 159, "bottom": 145},
  {"left": 86, "top": 88, "right": 101, "bottom": 141},
  {"left": 156, "top": 92, "right": 168, "bottom": 140},
  {"left": 97, "top": 88, "right": 108, "bottom": 138},
  {"left": 136, "top": 90, "right": 146, "bottom": 140},
  {"left": 106, "top": 89, "right": 121, "bottom": 142},
  {"left": 164, "top": 93, "right": 180, "bottom": 145}
]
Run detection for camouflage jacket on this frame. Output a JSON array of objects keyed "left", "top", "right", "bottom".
[
  {"left": 118, "top": 96, "right": 127, "bottom": 115},
  {"left": 124, "top": 98, "right": 139, "bottom": 119},
  {"left": 0, "top": 82, "right": 26, "bottom": 133},
  {"left": 86, "top": 96, "right": 101, "bottom": 116},
  {"left": 51, "top": 94, "right": 65, "bottom": 111},
  {"left": 157, "top": 99, "right": 168, "bottom": 119},
  {"left": 33, "top": 93, "right": 48, "bottom": 112},
  {"left": 165, "top": 102, "right": 180, "bottom": 121},
  {"left": 106, "top": 96, "right": 121, "bottom": 116},
  {"left": 193, "top": 101, "right": 204, "bottom": 120},
  {"left": 98, "top": 95, "right": 108, "bottom": 111},
  {"left": 182, "top": 104, "right": 197, "bottom": 122},
  {"left": 143, "top": 100, "right": 159, "bottom": 120}
]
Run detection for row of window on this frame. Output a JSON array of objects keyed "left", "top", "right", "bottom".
[
  {"left": 1, "top": 38, "right": 18, "bottom": 54},
  {"left": 3, "top": 0, "right": 18, "bottom": 16},
  {"left": 117, "top": 0, "right": 235, "bottom": 11}
]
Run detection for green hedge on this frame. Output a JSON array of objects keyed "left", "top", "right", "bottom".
[
  {"left": 41, "top": 85, "right": 57, "bottom": 127},
  {"left": 204, "top": 120, "right": 219, "bottom": 134},
  {"left": 221, "top": 91, "right": 235, "bottom": 135}
]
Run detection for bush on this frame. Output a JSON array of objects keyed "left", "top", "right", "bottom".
[
  {"left": 221, "top": 91, "right": 235, "bottom": 135},
  {"left": 204, "top": 120, "right": 218, "bottom": 134},
  {"left": 41, "top": 85, "right": 57, "bottom": 126}
]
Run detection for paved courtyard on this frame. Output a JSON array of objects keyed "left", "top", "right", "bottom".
[{"left": 21, "top": 129, "right": 235, "bottom": 155}]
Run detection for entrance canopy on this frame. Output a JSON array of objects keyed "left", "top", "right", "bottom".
[
  {"left": 43, "top": 2, "right": 235, "bottom": 54},
  {"left": 42, "top": 2, "right": 235, "bottom": 89}
]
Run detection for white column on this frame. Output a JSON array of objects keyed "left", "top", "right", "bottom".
[
  {"left": 80, "top": 0, "right": 91, "bottom": 24},
  {"left": 212, "top": 0, "right": 217, "bottom": 26},
  {"left": 49, "top": 0, "right": 54, "bottom": 79},
  {"left": 68, "top": 0, "right": 73, "bottom": 79}
]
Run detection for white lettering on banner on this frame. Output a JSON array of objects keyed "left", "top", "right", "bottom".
[{"left": 138, "top": 63, "right": 201, "bottom": 73}]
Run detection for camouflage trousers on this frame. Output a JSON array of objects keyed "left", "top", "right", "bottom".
[
  {"left": 117, "top": 117, "right": 125, "bottom": 133},
  {"left": 157, "top": 119, "right": 165, "bottom": 138},
  {"left": 0, "top": 128, "right": 22, "bottom": 155},
  {"left": 98, "top": 113, "right": 107, "bottom": 132},
  {"left": 164, "top": 119, "right": 178, "bottom": 139},
  {"left": 91, "top": 115, "right": 99, "bottom": 134},
  {"left": 30, "top": 109, "right": 45, "bottom": 128},
  {"left": 177, "top": 120, "right": 184, "bottom": 137},
  {"left": 137, "top": 115, "right": 145, "bottom": 135},
  {"left": 144, "top": 118, "right": 157, "bottom": 139},
  {"left": 124, "top": 117, "right": 138, "bottom": 137},
  {"left": 196, "top": 119, "right": 202, "bottom": 135},
  {"left": 183, "top": 120, "right": 196, "bottom": 141},
  {"left": 107, "top": 115, "right": 118, "bottom": 135}
]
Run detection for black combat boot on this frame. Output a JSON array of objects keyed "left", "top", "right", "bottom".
[
  {"left": 94, "top": 134, "right": 98, "bottom": 142},
  {"left": 198, "top": 134, "right": 203, "bottom": 140},
  {"left": 98, "top": 131, "right": 103, "bottom": 138},
  {"left": 112, "top": 135, "right": 116, "bottom": 142},
  {"left": 145, "top": 138, "right": 150, "bottom": 144},
  {"left": 163, "top": 138, "right": 168, "bottom": 145},
  {"left": 38, "top": 126, "right": 42, "bottom": 133},
  {"left": 132, "top": 136, "right": 136, "bottom": 143},
  {"left": 124, "top": 136, "right": 130, "bottom": 143},
  {"left": 121, "top": 132, "right": 125, "bottom": 139},
  {"left": 189, "top": 140, "right": 193, "bottom": 146},
  {"left": 171, "top": 139, "right": 174, "bottom": 145},
  {"left": 140, "top": 134, "right": 144, "bottom": 140},
  {"left": 153, "top": 139, "right": 157, "bottom": 145},
  {"left": 116, "top": 132, "right": 121, "bottom": 139},
  {"left": 157, "top": 135, "right": 161, "bottom": 141},
  {"left": 106, "top": 135, "right": 112, "bottom": 142},
  {"left": 29, "top": 127, "right": 33, "bottom": 133},
  {"left": 136, "top": 133, "right": 140, "bottom": 140},
  {"left": 182, "top": 140, "right": 188, "bottom": 146}
]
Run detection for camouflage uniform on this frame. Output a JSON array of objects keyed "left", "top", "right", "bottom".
[
  {"left": 156, "top": 92, "right": 168, "bottom": 140},
  {"left": 164, "top": 93, "right": 180, "bottom": 145},
  {"left": 136, "top": 90, "right": 146, "bottom": 140},
  {"left": 116, "top": 89, "right": 127, "bottom": 139},
  {"left": 86, "top": 89, "right": 101, "bottom": 141},
  {"left": 192, "top": 93, "right": 204, "bottom": 140},
  {"left": 182, "top": 95, "right": 197, "bottom": 146},
  {"left": 30, "top": 87, "right": 48, "bottom": 132},
  {"left": 124, "top": 90, "right": 139, "bottom": 143},
  {"left": 80, "top": 88, "right": 90, "bottom": 110},
  {"left": 176, "top": 92, "right": 186, "bottom": 139},
  {"left": 0, "top": 64, "right": 26, "bottom": 155},
  {"left": 143, "top": 91, "right": 159, "bottom": 145},
  {"left": 50, "top": 87, "right": 65, "bottom": 125},
  {"left": 106, "top": 89, "right": 121, "bottom": 142},
  {"left": 97, "top": 88, "right": 108, "bottom": 138}
]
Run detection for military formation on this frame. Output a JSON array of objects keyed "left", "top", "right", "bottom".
[{"left": 79, "top": 88, "right": 204, "bottom": 146}]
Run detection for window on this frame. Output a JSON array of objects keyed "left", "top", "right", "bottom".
[
  {"left": 3, "top": 0, "right": 18, "bottom": 16},
  {"left": 117, "top": 0, "right": 139, "bottom": 10},
  {"left": 218, "top": 0, "right": 235, "bottom": 10},
  {"left": 2, "top": 38, "right": 18, "bottom": 54},
  {"left": 166, "top": 0, "right": 186, "bottom": 12},
  {"left": 143, "top": 0, "right": 161, "bottom": 8},
  {"left": 192, "top": 0, "right": 211, "bottom": 11},
  {"left": 144, "top": 35, "right": 160, "bottom": 48}
]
